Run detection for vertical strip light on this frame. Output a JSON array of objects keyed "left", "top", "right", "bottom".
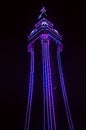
[
  {"left": 42, "top": 38, "right": 46, "bottom": 130},
  {"left": 41, "top": 34, "right": 56, "bottom": 130},
  {"left": 42, "top": 36, "right": 50, "bottom": 130},
  {"left": 45, "top": 39, "right": 52, "bottom": 130},
  {"left": 24, "top": 47, "right": 34, "bottom": 130},
  {"left": 47, "top": 39, "right": 56, "bottom": 130},
  {"left": 46, "top": 40, "right": 53, "bottom": 130},
  {"left": 45, "top": 43, "right": 50, "bottom": 130},
  {"left": 57, "top": 48, "right": 74, "bottom": 130}
]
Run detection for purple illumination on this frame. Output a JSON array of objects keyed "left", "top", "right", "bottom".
[
  {"left": 41, "top": 34, "right": 56, "bottom": 130},
  {"left": 38, "top": 7, "right": 47, "bottom": 20},
  {"left": 41, "top": 35, "right": 50, "bottom": 130},
  {"left": 47, "top": 40, "right": 56, "bottom": 130},
  {"left": 25, "top": 7, "right": 74, "bottom": 130},
  {"left": 41, "top": 7, "right": 46, "bottom": 14},
  {"left": 24, "top": 48, "right": 34, "bottom": 130},
  {"left": 57, "top": 48, "right": 74, "bottom": 130}
]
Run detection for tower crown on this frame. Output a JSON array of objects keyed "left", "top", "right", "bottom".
[{"left": 28, "top": 7, "right": 62, "bottom": 52}]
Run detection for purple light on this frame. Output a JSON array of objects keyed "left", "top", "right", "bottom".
[
  {"left": 57, "top": 49, "right": 74, "bottom": 130},
  {"left": 25, "top": 7, "right": 74, "bottom": 130},
  {"left": 41, "top": 7, "right": 46, "bottom": 14},
  {"left": 41, "top": 34, "right": 56, "bottom": 130},
  {"left": 24, "top": 48, "right": 34, "bottom": 130},
  {"left": 41, "top": 37, "right": 50, "bottom": 130},
  {"left": 46, "top": 41, "right": 53, "bottom": 130},
  {"left": 47, "top": 40, "right": 56, "bottom": 130},
  {"left": 35, "top": 18, "right": 53, "bottom": 28},
  {"left": 45, "top": 40, "right": 53, "bottom": 130}
]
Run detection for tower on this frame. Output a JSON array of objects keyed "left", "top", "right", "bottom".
[{"left": 24, "top": 7, "right": 74, "bottom": 130}]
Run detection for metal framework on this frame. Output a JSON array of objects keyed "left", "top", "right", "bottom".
[{"left": 24, "top": 7, "right": 74, "bottom": 130}]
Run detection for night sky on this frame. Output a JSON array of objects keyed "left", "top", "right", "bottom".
[{"left": 0, "top": 0, "right": 86, "bottom": 130}]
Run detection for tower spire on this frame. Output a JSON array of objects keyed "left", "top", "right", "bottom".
[
  {"left": 41, "top": 6, "right": 46, "bottom": 13},
  {"left": 38, "top": 7, "right": 47, "bottom": 20}
]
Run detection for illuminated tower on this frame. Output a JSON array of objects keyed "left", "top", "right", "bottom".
[{"left": 24, "top": 7, "right": 74, "bottom": 130}]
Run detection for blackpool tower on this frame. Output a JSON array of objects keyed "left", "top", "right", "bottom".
[{"left": 24, "top": 7, "right": 74, "bottom": 130}]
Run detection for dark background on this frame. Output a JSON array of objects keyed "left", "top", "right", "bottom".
[{"left": 0, "top": 0, "right": 86, "bottom": 130}]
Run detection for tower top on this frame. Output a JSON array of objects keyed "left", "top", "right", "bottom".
[
  {"left": 28, "top": 7, "right": 62, "bottom": 52},
  {"left": 38, "top": 7, "right": 47, "bottom": 20},
  {"left": 41, "top": 7, "right": 46, "bottom": 13}
]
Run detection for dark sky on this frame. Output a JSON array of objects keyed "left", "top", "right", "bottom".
[{"left": 0, "top": 0, "right": 86, "bottom": 130}]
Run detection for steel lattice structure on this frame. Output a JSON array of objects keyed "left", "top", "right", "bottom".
[{"left": 24, "top": 7, "right": 74, "bottom": 130}]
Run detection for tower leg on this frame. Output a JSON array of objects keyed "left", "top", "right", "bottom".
[
  {"left": 57, "top": 49, "right": 74, "bottom": 130},
  {"left": 24, "top": 49, "right": 34, "bottom": 130},
  {"left": 47, "top": 42, "right": 56, "bottom": 130}
]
